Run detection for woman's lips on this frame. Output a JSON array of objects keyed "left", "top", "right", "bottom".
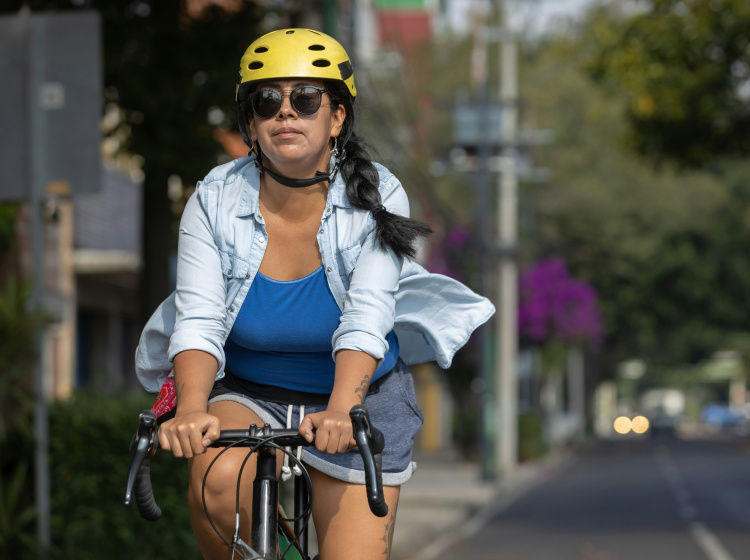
[{"left": 273, "top": 127, "right": 302, "bottom": 137}]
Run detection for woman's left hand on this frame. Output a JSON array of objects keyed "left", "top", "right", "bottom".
[{"left": 299, "top": 409, "right": 357, "bottom": 455}]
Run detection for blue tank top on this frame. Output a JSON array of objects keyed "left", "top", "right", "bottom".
[{"left": 224, "top": 266, "right": 399, "bottom": 393}]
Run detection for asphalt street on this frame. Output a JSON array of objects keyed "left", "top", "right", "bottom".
[{"left": 435, "top": 436, "right": 750, "bottom": 560}]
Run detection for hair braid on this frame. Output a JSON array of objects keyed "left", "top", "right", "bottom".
[
  {"left": 341, "top": 133, "right": 431, "bottom": 260},
  {"left": 326, "top": 81, "right": 432, "bottom": 260}
]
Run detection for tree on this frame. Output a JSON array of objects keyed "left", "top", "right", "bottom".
[
  {"left": 585, "top": 0, "right": 750, "bottom": 167},
  {"left": 0, "top": 0, "right": 277, "bottom": 320},
  {"left": 519, "top": 27, "right": 750, "bottom": 370},
  {"left": 518, "top": 257, "right": 603, "bottom": 349}
]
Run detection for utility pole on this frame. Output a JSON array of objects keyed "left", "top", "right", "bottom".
[
  {"left": 470, "top": 3, "right": 495, "bottom": 481},
  {"left": 353, "top": 0, "right": 376, "bottom": 68},
  {"left": 495, "top": 0, "right": 519, "bottom": 478},
  {"left": 29, "top": 18, "right": 51, "bottom": 553}
]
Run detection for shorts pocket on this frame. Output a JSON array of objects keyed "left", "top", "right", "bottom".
[{"left": 396, "top": 363, "right": 424, "bottom": 423}]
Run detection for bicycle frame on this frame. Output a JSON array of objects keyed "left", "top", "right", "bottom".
[{"left": 201, "top": 426, "right": 314, "bottom": 560}]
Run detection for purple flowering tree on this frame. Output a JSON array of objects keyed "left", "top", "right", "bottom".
[
  {"left": 519, "top": 258, "right": 604, "bottom": 443},
  {"left": 518, "top": 258, "right": 604, "bottom": 349}
]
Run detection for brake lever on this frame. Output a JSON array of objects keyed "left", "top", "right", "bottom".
[
  {"left": 124, "top": 409, "right": 158, "bottom": 506},
  {"left": 350, "top": 404, "right": 388, "bottom": 517}
]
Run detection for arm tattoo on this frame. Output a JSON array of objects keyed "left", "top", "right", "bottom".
[
  {"left": 354, "top": 375, "right": 371, "bottom": 404},
  {"left": 380, "top": 510, "right": 396, "bottom": 557}
]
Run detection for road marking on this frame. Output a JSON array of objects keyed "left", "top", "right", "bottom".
[
  {"left": 655, "top": 448, "right": 735, "bottom": 560},
  {"left": 690, "top": 522, "right": 736, "bottom": 560}
]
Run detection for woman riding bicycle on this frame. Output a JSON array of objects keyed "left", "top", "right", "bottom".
[{"left": 135, "top": 29, "right": 494, "bottom": 560}]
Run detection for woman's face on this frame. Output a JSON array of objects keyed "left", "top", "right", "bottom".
[{"left": 248, "top": 78, "right": 346, "bottom": 174}]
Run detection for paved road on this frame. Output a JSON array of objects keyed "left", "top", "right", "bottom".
[{"left": 435, "top": 436, "right": 750, "bottom": 560}]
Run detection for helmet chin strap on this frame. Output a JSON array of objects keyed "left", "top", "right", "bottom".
[
  {"left": 252, "top": 137, "right": 345, "bottom": 188},
  {"left": 255, "top": 160, "right": 337, "bottom": 188}
]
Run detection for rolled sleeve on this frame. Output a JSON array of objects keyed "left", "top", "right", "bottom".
[
  {"left": 332, "top": 177, "right": 409, "bottom": 364},
  {"left": 167, "top": 188, "right": 227, "bottom": 374}
]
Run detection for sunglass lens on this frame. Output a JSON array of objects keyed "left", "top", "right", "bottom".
[
  {"left": 253, "top": 89, "right": 281, "bottom": 118},
  {"left": 291, "top": 87, "right": 323, "bottom": 115}
]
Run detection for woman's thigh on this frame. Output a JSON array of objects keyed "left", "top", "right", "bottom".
[
  {"left": 187, "top": 401, "right": 283, "bottom": 533},
  {"left": 310, "top": 466, "right": 401, "bottom": 560}
]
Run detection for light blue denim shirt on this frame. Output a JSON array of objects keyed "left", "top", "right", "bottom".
[{"left": 135, "top": 156, "right": 495, "bottom": 393}]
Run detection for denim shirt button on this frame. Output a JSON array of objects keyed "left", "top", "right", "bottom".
[
  {"left": 326, "top": 267, "right": 332, "bottom": 272},
  {"left": 229, "top": 305, "right": 235, "bottom": 312},
  {"left": 245, "top": 272, "right": 251, "bottom": 279},
  {"left": 258, "top": 236, "right": 265, "bottom": 243},
  {"left": 227, "top": 269, "right": 232, "bottom": 276},
  {"left": 326, "top": 207, "right": 331, "bottom": 214},
  {"left": 318, "top": 228, "right": 324, "bottom": 235}
]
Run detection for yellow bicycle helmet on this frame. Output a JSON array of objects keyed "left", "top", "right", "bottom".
[{"left": 236, "top": 28, "right": 356, "bottom": 102}]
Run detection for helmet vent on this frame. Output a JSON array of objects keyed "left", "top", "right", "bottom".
[
  {"left": 309, "top": 44, "right": 325, "bottom": 51},
  {"left": 312, "top": 59, "right": 331, "bottom": 68},
  {"left": 286, "top": 30, "right": 295, "bottom": 34},
  {"left": 254, "top": 47, "right": 268, "bottom": 53},
  {"left": 248, "top": 61, "right": 264, "bottom": 70}
]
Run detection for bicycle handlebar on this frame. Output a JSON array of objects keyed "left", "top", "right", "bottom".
[{"left": 124, "top": 405, "right": 388, "bottom": 520}]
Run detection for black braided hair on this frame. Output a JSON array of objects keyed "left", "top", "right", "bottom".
[{"left": 325, "top": 80, "right": 432, "bottom": 261}]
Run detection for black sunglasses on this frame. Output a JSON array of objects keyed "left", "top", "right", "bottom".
[{"left": 249, "top": 86, "right": 328, "bottom": 118}]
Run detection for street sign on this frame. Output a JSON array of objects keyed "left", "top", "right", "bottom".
[
  {"left": 0, "top": 11, "right": 102, "bottom": 200},
  {"left": 0, "top": 17, "right": 29, "bottom": 197},
  {"left": 452, "top": 103, "right": 555, "bottom": 149},
  {"left": 453, "top": 102, "right": 504, "bottom": 146}
]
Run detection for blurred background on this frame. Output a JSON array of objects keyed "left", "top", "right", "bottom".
[{"left": 2, "top": 0, "right": 750, "bottom": 559}]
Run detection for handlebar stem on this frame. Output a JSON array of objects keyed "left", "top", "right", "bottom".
[{"left": 251, "top": 438, "right": 279, "bottom": 559}]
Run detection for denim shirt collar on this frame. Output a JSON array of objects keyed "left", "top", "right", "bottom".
[{"left": 235, "top": 155, "right": 351, "bottom": 218}]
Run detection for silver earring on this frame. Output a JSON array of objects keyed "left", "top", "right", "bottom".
[{"left": 331, "top": 137, "right": 339, "bottom": 158}]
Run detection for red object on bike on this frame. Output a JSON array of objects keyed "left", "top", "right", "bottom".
[{"left": 151, "top": 375, "right": 176, "bottom": 420}]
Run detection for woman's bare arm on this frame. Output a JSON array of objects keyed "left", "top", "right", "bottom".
[
  {"left": 158, "top": 349, "right": 221, "bottom": 458},
  {"left": 299, "top": 349, "right": 377, "bottom": 454}
]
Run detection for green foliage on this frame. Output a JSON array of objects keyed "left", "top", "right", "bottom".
[
  {"left": 0, "top": 460, "right": 37, "bottom": 558},
  {"left": 585, "top": 0, "right": 750, "bottom": 166},
  {"left": 518, "top": 411, "right": 546, "bottom": 462},
  {"left": 48, "top": 392, "right": 199, "bottom": 560},
  {"left": 0, "top": 278, "right": 46, "bottom": 441},
  {"left": 521, "top": 25, "right": 750, "bottom": 371},
  {"left": 0, "top": 277, "right": 47, "bottom": 558}
]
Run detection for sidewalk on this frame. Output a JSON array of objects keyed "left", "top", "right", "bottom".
[{"left": 391, "top": 450, "right": 576, "bottom": 560}]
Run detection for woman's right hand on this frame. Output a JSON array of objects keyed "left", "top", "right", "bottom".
[{"left": 158, "top": 410, "right": 221, "bottom": 459}]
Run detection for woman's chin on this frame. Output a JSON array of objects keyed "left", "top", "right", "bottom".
[{"left": 264, "top": 150, "right": 328, "bottom": 175}]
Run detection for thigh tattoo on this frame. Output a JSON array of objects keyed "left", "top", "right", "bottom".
[{"left": 380, "top": 510, "right": 396, "bottom": 557}]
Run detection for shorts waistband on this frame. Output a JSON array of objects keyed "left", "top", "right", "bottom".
[{"left": 218, "top": 367, "right": 392, "bottom": 406}]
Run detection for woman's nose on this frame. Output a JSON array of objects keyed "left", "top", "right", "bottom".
[{"left": 277, "top": 91, "right": 297, "bottom": 117}]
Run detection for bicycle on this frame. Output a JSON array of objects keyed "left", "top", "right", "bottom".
[{"left": 124, "top": 404, "right": 388, "bottom": 559}]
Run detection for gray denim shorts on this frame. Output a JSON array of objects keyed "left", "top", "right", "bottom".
[{"left": 207, "top": 358, "right": 423, "bottom": 486}]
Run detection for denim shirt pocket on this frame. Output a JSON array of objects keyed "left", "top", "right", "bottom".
[
  {"left": 338, "top": 243, "right": 362, "bottom": 280},
  {"left": 219, "top": 250, "right": 249, "bottom": 306}
]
